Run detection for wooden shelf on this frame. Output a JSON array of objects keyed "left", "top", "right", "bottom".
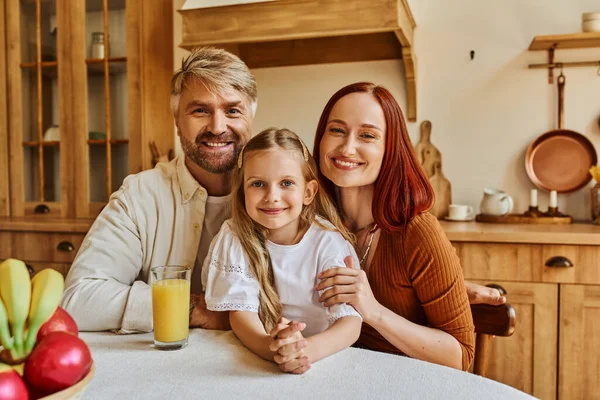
[
  {"left": 22, "top": 139, "right": 129, "bottom": 147},
  {"left": 528, "top": 32, "right": 600, "bottom": 83},
  {"left": 86, "top": 57, "right": 127, "bottom": 64},
  {"left": 88, "top": 139, "right": 129, "bottom": 145},
  {"left": 87, "top": 57, "right": 127, "bottom": 75},
  {"left": 22, "top": 140, "right": 60, "bottom": 147},
  {"left": 528, "top": 32, "right": 600, "bottom": 50},
  {"left": 20, "top": 58, "right": 127, "bottom": 77},
  {"left": 178, "top": 0, "right": 418, "bottom": 121},
  {"left": 19, "top": 61, "right": 58, "bottom": 69}
]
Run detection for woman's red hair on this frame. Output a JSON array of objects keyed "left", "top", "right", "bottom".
[{"left": 313, "top": 82, "right": 434, "bottom": 233}]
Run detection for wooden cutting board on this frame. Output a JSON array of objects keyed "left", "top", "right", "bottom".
[
  {"left": 429, "top": 162, "right": 451, "bottom": 218},
  {"left": 414, "top": 120, "right": 440, "bottom": 177},
  {"left": 415, "top": 120, "right": 451, "bottom": 218}
]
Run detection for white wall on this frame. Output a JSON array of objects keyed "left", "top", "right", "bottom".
[{"left": 175, "top": 0, "right": 600, "bottom": 220}]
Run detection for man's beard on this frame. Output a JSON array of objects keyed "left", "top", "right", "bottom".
[{"left": 180, "top": 132, "right": 244, "bottom": 174}]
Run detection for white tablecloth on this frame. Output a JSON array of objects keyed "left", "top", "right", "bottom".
[{"left": 81, "top": 330, "right": 535, "bottom": 400}]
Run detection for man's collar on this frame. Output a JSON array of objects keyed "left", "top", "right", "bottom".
[{"left": 176, "top": 155, "right": 202, "bottom": 204}]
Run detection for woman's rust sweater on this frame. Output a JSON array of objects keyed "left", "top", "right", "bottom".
[{"left": 357, "top": 212, "right": 475, "bottom": 370}]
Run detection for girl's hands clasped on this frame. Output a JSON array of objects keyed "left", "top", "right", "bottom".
[
  {"left": 316, "top": 256, "right": 381, "bottom": 323},
  {"left": 269, "top": 317, "right": 311, "bottom": 374}
]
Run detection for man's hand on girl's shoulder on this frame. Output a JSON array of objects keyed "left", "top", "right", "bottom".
[{"left": 189, "top": 294, "right": 231, "bottom": 330}]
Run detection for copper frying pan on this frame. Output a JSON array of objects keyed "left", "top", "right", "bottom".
[{"left": 525, "top": 73, "right": 597, "bottom": 193}]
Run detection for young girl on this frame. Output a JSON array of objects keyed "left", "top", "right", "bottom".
[{"left": 202, "top": 128, "right": 362, "bottom": 374}]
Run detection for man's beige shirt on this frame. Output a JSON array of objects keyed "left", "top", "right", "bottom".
[{"left": 61, "top": 155, "right": 223, "bottom": 333}]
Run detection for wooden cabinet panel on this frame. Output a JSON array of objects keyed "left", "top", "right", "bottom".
[
  {"left": 454, "top": 243, "right": 544, "bottom": 282},
  {"left": 471, "top": 280, "right": 558, "bottom": 400},
  {"left": 24, "top": 261, "right": 69, "bottom": 277},
  {"left": 559, "top": 284, "right": 600, "bottom": 400},
  {"left": 455, "top": 242, "right": 600, "bottom": 285},
  {"left": 541, "top": 245, "right": 600, "bottom": 285},
  {"left": 0, "top": 231, "right": 11, "bottom": 259},
  {"left": 11, "top": 232, "right": 84, "bottom": 263}
]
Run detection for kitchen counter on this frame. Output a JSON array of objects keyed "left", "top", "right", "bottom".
[
  {"left": 440, "top": 220, "right": 600, "bottom": 245},
  {"left": 2, "top": 216, "right": 600, "bottom": 244}
]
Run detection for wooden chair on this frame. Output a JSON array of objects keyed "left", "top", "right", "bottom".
[{"left": 471, "top": 299, "right": 516, "bottom": 377}]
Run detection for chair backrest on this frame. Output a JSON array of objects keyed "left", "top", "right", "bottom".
[{"left": 471, "top": 303, "right": 516, "bottom": 376}]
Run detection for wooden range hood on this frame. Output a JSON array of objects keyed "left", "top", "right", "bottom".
[{"left": 179, "top": 0, "right": 418, "bottom": 121}]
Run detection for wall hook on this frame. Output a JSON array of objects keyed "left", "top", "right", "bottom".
[{"left": 470, "top": 50, "right": 475, "bottom": 60}]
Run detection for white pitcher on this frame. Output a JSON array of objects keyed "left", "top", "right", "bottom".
[{"left": 480, "top": 188, "right": 514, "bottom": 216}]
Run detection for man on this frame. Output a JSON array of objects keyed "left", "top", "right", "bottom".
[
  {"left": 61, "top": 47, "right": 255, "bottom": 333},
  {"left": 61, "top": 47, "right": 504, "bottom": 334}
]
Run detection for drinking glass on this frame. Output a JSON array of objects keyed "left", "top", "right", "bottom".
[{"left": 150, "top": 265, "right": 191, "bottom": 350}]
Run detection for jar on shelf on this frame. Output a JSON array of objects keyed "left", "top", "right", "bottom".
[
  {"left": 592, "top": 183, "right": 600, "bottom": 223},
  {"left": 91, "top": 32, "right": 105, "bottom": 59}
]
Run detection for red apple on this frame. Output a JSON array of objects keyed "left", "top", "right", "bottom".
[
  {"left": 0, "top": 369, "right": 29, "bottom": 400},
  {"left": 24, "top": 332, "right": 92, "bottom": 394},
  {"left": 36, "top": 307, "right": 78, "bottom": 342}
]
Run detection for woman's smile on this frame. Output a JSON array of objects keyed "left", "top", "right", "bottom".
[{"left": 331, "top": 156, "right": 364, "bottom": 170}]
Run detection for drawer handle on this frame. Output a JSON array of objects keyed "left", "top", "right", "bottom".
[
  {"left": 545, "top": 256, "right": 574, "bottom": 268},
  {"left": 485, "top": 283, "right": 507, "bottom": 296},
  {"left": 34, "top": 204, "right": 50, "bottom": 214},
  {"left": 25, "top": 263, "right": 35, "bottom": 278},
  {"left": 56, "top": 241, "right": 75, "bottom": 252}
]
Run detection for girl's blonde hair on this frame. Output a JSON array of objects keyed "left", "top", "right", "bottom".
[{"left": 232, "top": 128, "right": 353, "bottom": 332}]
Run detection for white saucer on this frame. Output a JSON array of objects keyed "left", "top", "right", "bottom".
[{"left": 444, "top": 216, "right": 475, "bottom": 222}]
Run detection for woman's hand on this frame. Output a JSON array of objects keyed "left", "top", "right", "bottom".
[
  {"left": 316, "top": 256, "right": 381, "bottom": 324},
  {"left": 269, "top": 317, "right": 310, "bottom": 374},
  {"left": 464, "top": 281, "right": 506, "bottom": 306}
]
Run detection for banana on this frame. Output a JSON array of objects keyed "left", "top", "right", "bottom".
[
  {"left": 0, "top": 259, "right": 31, "bottom": 358},
  {"left": 0, "top": 298, "right": 12, "bottom": 350},
  {"left": 0, "top": 362, "right": 23, "bottom": 376},
  {"left": 24, "top": 268, "right": 64, "bottom": 353}
]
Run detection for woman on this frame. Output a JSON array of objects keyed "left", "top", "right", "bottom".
[{"left": 308, "top": 82, "right": 476, "bottom": 371}]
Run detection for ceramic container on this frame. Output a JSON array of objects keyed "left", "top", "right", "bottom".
[{"left": 582, "top": 12, "right": 600, "bottom": 32}]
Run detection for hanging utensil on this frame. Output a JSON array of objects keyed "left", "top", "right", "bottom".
[{"left": 525, "top": 71, "right": 597, "bottom": 193}]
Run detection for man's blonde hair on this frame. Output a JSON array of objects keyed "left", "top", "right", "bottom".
[{"left": 171, "top": 47, "right": 258, "bottom": 116}]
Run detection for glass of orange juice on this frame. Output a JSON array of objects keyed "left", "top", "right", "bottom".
[{"left": 150, "top": 265, "right": 191, "bottom": 350}]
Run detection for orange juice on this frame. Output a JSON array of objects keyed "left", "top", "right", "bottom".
[{"left": 152, "top": 278, "right": 190, "bottom": 343}]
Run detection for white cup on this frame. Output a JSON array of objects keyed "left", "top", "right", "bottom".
[{"left": 448, "top": 204, "right": 474, "bottom": 220}]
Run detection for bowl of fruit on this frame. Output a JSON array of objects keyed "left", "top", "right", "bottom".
[{"left": 0, "top": 259, "right": 93, "bottom": 400}]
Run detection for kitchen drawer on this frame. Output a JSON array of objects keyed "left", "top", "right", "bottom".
[
  {"left": 453, "top": 242, "right": 600, "bottom": 285},
  {"left": 11, "top": 232, "right": 85, "bottom": 263},
  {"left": 0, "top": 231, "right": 11, "bottom": 259},
  {"left": 24, "top": 261, "right": 70, "bottom": 277}
]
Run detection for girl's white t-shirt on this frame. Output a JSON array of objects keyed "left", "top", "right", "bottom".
[{"left": 202, "top": 217, "right": 362, "bottom": 337}]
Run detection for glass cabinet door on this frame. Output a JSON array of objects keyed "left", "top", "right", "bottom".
[
  {"left": 6, "top": 0, "right": 173, "bottom": 219},
  {"left": 84, "top": 0, "right": 128, "bottom": 215},
  {"left": 7, "top": 0, "right": 65, "bottom": 217}
]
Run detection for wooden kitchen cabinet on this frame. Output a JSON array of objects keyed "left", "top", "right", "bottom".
[
  {"left": 559, "top": 284, "right": 600, "bottom": 400},
  {"left": 470, "top": 280, "right": 558, "bottom": 400},
  {"left": 0, "top": 218, "right": 91, "bottom": 276},
  {"left": 0, "top": 0, "right": 172, "bottom": 268},
  {"left": 445, "top": 222, "right": 600, "bottom": 400},
  {"left": 4, "top": 0, "right": 173, "bottom": 219}
]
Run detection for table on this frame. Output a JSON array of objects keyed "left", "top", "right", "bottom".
[{"left": 81, "top": 330, "right": 535, "bottom": 400}]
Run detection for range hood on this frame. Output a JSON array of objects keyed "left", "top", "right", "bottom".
[{"left": 179, "top": 0, "right": 418, "bottom": 121}]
